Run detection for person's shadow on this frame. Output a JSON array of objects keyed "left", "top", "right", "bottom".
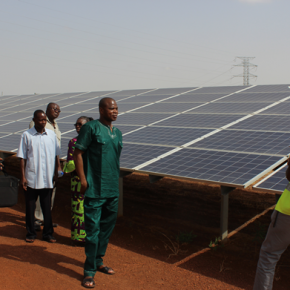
[{"left": 0, "top": 244, "right": 83, "bottom": 281}]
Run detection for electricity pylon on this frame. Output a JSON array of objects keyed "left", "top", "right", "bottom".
[{"left": 234, "top": 57, "right": 257, "bottom": 86}]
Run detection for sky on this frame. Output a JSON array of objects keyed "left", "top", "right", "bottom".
[{"left": 0, "top": 0, "right": 289, "bottom": 95}]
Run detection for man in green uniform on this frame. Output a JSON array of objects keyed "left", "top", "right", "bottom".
[{"left": 74, "top": 97, "right": 122, "bottom": 288}]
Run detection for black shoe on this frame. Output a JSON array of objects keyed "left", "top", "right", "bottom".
[
  {"left": 43, "top": 235, "right": 56, "bottom": 243},
  {"left": 53, "top": 223, "right": 58, "bottom": 228}
]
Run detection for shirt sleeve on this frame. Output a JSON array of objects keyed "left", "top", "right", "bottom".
[
  {"left": 16, "top": 133, "right": 27, "bottom": 159},
  {"left": 55, "top": 134, "right": 61, "bottom": 156},
  {"left": 29, "top": 120, "right": 34, "bottom": 129},
  {"left": 75, "top": 124, "right": 93, "bottom": 152},
  {"left": 66, "top": 139, "right": 76, "bottom": 161}
]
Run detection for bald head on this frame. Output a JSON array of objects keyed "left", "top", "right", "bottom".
[
  {"left": 98, "top": 97, "right": 118, "bottom": 123},
  {"left": 99, "top": 97, "right": 116, "bottom": 109}
]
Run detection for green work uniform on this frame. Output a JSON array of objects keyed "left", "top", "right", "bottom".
[{"left": 75, "top": 120, "right": 123, "bottom": 277}]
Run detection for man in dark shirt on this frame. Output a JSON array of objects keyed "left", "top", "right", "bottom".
[{"left": 74, "top": 97, "right": 122, "bottom": 288}]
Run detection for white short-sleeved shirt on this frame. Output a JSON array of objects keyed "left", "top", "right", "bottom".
[{"left": 17, "top": 127, "right": 61, "bottom": 189}]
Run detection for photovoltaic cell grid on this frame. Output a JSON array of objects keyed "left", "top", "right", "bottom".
[
  {"left": 189, "top": 130, "right": 290, "bottom": 156},
  {"left": 186, "top": 102, "right": 270, "bottom": 114},
  {"left": 215, "top": 92, "right": 290, "bottom": 103},
  {"left": 120, "top": 143, "right": 174, "bottom": 169},
  {"left": 161, "top": 93, "right": 227, "bottom": 103},
  {"left": 259, "top": 102, "right": 290, "bottom": 115},
  {"left": 1, "top": 84, "right": 290, "bottom": 189},
  {"left": 245, "top": 85, "right": 290, "bottom": 93},
  {"left": 254, "top": 164, "right": 288, "bottom": 192},
  {"left": 141, "top": 148, "right": 283, "bottom": 187},
  {"left": 124, "top": 127, "right": 213, "bottom": 146},
  {"left": 155, "top": 114, "right": 245, "bottom": 129},
  {"left": 133, "top": 103, "right": 205, "bottom": 113},
  {"left": 230, "top": 115, "right": 290, "bottom": 132}
]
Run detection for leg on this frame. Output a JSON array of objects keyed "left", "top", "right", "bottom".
[
  {"left": 39, "top": 188, "right": 54, "bottom": 239},
  {"left": 83, "top": 198, "right": 105, "bottom": 278},
  {"left": 24, "top": 187, "right": 39, "bottom": 239},
  {"left": 96, "top": 197, "right": 119, "bottom": 268},
  {"left": 51, "top": 186, "right": 56, "bottom": 210},
  {"left": 253, "top": 211, "right": 290, "bottom": 290},
  {"left": 35, "top": 196, "right": 44, "bottom": 222}
]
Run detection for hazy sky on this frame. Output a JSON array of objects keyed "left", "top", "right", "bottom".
[{"left": 1, "top": 0, "right": 289, "bottom": 95}]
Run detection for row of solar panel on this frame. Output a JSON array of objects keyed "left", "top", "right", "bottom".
[{"left": 0, "top": 84, "right": 290, "bottom": 189}]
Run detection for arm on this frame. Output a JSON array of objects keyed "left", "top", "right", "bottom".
[
  {"left": 20, "top": 159, "right": 28, "bottom": 191},
  {"left": 74, "top": 148, "right": 87, "bottom": 194},
  {"left": 53, "top": 156, "right": 59, "bottom": 186}
]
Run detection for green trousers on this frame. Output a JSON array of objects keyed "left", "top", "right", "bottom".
[{"left": 84, "top": 196, "right": 119, "bottom": 277}]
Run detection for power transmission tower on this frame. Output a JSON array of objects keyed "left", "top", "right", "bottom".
[{"left": 234, "top": 57, "right": 257, "bottom": 86}]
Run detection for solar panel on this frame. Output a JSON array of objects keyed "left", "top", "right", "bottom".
[
  {"left": 57, "top": 122, "right": 78, "bottom": 134},
  {"left": 0, "top": 122, "right": 29, "bottom": 134},
  {"left": 0, "top": 112, "right": 34, "bottom": 121},
  {"left": 216, "top": 92, "right": 290, "bottom": 103},
  {"left": 61, "top": 131, "right": 77, "bottom": 140},
  {"left": 254, "top": 163, "right": 288, "bottom": 192},
  {"left": 132, "top": 103, "right": 205, "bottom": 113},
  {"left": 115, "top": 113, "right": 175, "bottom": 126},
  {"left": 189, "top": 130, "right": 290, "bottom": 156},
  {"left": 259, "top": 102, "right": 290, "bottom": 115},
  {"left": 245, "top": 85, "right": 290, "bottom": 93},
  {"left": 141, "top": 148, "right": 283, "bottom": 187},
  {"left": 108, "top": 89, "right": 153, "bottom": 97},
  {"left": 140, "top": 88, "right": 195, "bottom": 96},
  {"left": 0, "top": 134, "right": 21, "bottom": 151},
  {"left": 114, "top": 125, "right": 144, "bottom": 134},
  {"left": 61, "top": 104, "right": 98, "bottom": 112},
  {"left": 193, "top": 86, "right": 247, "bottom": 94},
  {"left": 120, "top": 143, "right": 174, "bottom": 169},
  {"left": 161, "top": 93, "right": 226, "bottom": 103},
  {"left": 230, "top": 115, "right": 290, "bottom": 132},
  {"left": 58, "top": 113, "right": 97, "bottom": 124},
  {"left": 186, "top": 102, "right": 270, "bottom": 114},
  {"left": 124, "top": 126, "right": 213, "bottom": 146},
  {"left": 155, "top": 113, "right": 246, "bottom": 128},
  {"left": 118, "top": 94, "right": 177, "bottom": 103},
  {"left": 84, "top": 103, "right": 147, "bottom": 114}
]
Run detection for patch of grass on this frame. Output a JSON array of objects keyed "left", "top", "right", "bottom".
[
  {"left": 176, "top": 231, "right": 197, "bottom": 243},
  {"left": 209, "top": 237, "right": 223, "bottom": 251}
]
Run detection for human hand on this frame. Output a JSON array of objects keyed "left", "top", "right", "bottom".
[
  {"left": 0, "top": 158, "right": 3, "bottom": 171},
  {"left": 21, "top": 177, "right": 28, "bottom": 191},
  {"left": 80, "top": 179, "right": 88, "bottom": 195}
]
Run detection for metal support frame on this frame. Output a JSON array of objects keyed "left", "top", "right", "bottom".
[
  {"left": 220, "top": 186, "right": 235, "bottom": 241},
  {"left": 149, "top": 175, "right": 163, "bottom": 184},
  {"left": 118, "top": 171, "right": 132, "bottom": 217}
]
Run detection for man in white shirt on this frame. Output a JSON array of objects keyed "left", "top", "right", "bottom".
[
  {"left": 29, "top": 102, "right": 61, "bottom": 228},
  {"left": 18, "top": 110, "right": 60, "bottom": 243}
]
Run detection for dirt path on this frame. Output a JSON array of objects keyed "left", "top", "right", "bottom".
[{"left": 1, "top": 207, "right": 247, "bottom": 290}]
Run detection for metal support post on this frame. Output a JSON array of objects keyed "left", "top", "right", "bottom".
[
  {"left": 118, "top": 177, "right": 123, "bottom": 217},
  {"left": 220, "top": 186, "right": 235, "bottom": 241},
  {"left": 118, "top": 170, "right": 132, "bottom": 217}
]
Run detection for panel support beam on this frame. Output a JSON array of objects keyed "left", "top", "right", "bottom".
[
  {"left": 149, "top": 175, "right": 163, "bottom": 184},
  {"left": 118, "top": 171, "right": 132, "bottom": 217},
  {"left": 220, "top": 186, "right": 235, "bottom": 241}
]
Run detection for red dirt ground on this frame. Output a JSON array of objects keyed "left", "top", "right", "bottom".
[{"left": 1, "top": 172, "right": 290, "bottom": 289}]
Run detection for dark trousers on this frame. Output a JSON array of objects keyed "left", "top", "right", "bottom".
[
  {"left": 24, "top": 187, "right": 54, "bottom": 239},
  {"left": 84, "top": 196, "right": 119, "bottom": 277}
]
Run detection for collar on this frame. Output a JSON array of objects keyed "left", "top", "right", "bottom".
[
  {"left": 47, "top": 117, "right": 57, "bottom": 127},
  {"left": 32, "top": 126, "right": 47, "bottom": 136}
]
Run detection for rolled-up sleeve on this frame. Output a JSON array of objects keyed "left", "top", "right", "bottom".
[
  {"left": 17, "top": 133, "right": 27, "bottom": 159},
  {"left": 75, "top": 124, "right": 92, "bottom": 152}
]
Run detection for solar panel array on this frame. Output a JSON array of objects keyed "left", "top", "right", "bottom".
[
  {"left": 254, "top": 163, "right": 288, "bottom": 193},
  {"left": 1, "top": 84, "right": 290, "bottom": 189}
]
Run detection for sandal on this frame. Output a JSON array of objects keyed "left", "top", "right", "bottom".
[
  {"left": 97, "top": 266, "right": 115, "bottom": 275},
  {"left": 25, "top": 238, "right": 35, "bottom": 243},
  {"left": 82, "top": 277, "right": 95, "bottom": 288}
]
